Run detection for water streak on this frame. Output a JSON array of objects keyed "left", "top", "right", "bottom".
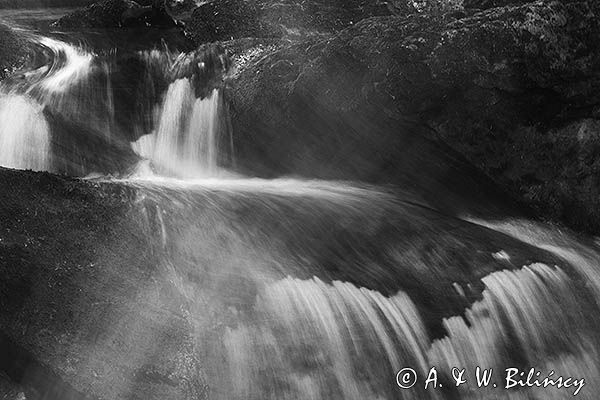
[
  {"left": 0, "top": 94, "right": 50, "bottom": 171},
  {"left": 132, "top": 82, "right": 223, "bottom": 177}
]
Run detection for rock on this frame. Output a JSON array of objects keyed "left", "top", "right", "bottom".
[
  {"left": 44, "top": 108, "right": 141, "bottom": 176},
  {"left": 52, "top": 0, "right": 177, "bottom": 29},
  {"left": 463, "top": 0, "right": 532, "bottom": 9},
  {"left": 184, "top": 0, "right": 262, "bottom": 44},
  {"left": 0, "top": 372, "right": 23, "bottom": 399},
  {"left": 224, "top": 16, "right": 518, "bottom": 217},
  {"left": 183, "top": 0, "right": 396, "bottom": 45},
  {"left": 256, "top": 0, "right": 392, "bottom": 36},
  {"left": 225, "top": 0, "right": 600, "bottom": 233},
  {"left": 163, "top": 0, "right": 198, "bottom": 22},
  {"left": 426, "top": 0, "right": 600, "bottom": 233},
  {"left": 0, "top": 168, "right": 208, "bottom": 400},
  {"left": 0, "top": 24, "right": 31, "bottom": 80}
]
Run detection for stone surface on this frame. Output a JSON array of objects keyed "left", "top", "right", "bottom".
[
  {"left": 52, "top": 0, "right": 176, "bottom": 29},
  {"left": 224, "top": 0, "right": 600, "bottom": 233},
  {"left": 0, "top": 24, "right": 32, "bottom": 80},
  {"left": 183, "top": 0, "right": 396, "bottom": 44}
]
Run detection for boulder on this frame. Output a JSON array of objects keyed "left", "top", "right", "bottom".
[
  {"left": 183, "top": 0, "right": 395, "bottom": 45},
  {"left": 463, "top": 0, "right": 532, "bottom": 9},
  {"left": 184, "top": 0, "right": 262, "bottom": 44},
  {"left": 256, "top": 0, "right": 392, "bottom": 35},
  {"left": 52, "top": 0, "right": 177, "bottom": 29},
  {"left": 224, "top": 0, "right": 600, "bottom": 233},
  {"left": 0, "top": 24, "right": 31, "bottom": 80}
]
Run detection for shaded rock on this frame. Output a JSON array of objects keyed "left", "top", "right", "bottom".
[
  {"left": 0, "top": 24, "right": 32, "bottom": 80},
  {"left": 52, "top": 0, "right": 176, "bottom": 29},
  {"left": 184, "top": 0, "right": 262, "bottom": 44},
  {"left": 463, "top": 0, "right": 532, "bottom": 9},
  {"left": 44, "top": 108, "right": 141, "bottom": 176},
  {"left": 426, "top": 0, "right": 600, "bottom": 232},
  {"left": 256, "top": 0, "right": 392, "bottom": 36},
  {"left": 0, "top": 168, "right": 208, "bottom": 400},
  {"left": 224, "top": 16, "right": 519, "bottom": 218},
  {"left": 183, "top": 0, "right": 396, "bottom": 45},
  {"left": 0, "top": 371, "right": 24, "bottom": 400},
  {"left": 163, "top": 0, "right": 199, "bottom": 22},
  {"left": 225, "top": 0, "right": 600, "bottom": 233}
]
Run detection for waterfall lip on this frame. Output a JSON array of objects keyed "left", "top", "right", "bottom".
[{"left": 110, "top": 174, "right": 396, "bottom": 202}]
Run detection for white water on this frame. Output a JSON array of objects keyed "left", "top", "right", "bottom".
[
  {"left": 0, "top": 94, "right": 51, "bottom": 171},
  {"left": 213, "top": 261, "right": 599, "bottom": 400},
  {"left": 224, "top": 277, "right": 430, "bottom": 400},
  {"left": 0, "top": 36, "right": 227, "bottom": 176},
  {"left": 430, "top": 263, "right": 598, "bottom": 400},
  {"left": 132, "top": 81, "right": 222, "bottom": 177}
]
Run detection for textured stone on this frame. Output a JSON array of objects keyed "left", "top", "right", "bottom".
[{"left": 225, "top": 0, "right": 600, "bottom": 233}]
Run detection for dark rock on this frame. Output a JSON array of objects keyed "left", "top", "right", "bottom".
[
  {"left": 184, "top": 0, "right": 262, "bottom": 44},
  {"left": 463, "top": 0, "right": 532, "bottom": 9},
  {"left": 52, "top": 0, "right": 177, "bottom": 29},
  {"left": 170, "top": 43, "right": 231, "bottom": 97},
  {"left": 225, "top": 0, "right": 600, "bottom": 233},
  {"left": 183, "top": 0, "right": 396, "bottom": 45},
  {"left": 426, "top": 0, "right": 600, "bottom": 233},
  {"left": 0, "top": 168, "right": 208, "bottom": 400},
  {"left": 224, "top": 17, "right": 519, "bottom": 218},
  {"left": 163, "top": 0, "right": 198, "bottom": 22},
  {"left": 256, "top": 0, "right": 392, "bottom": 36},
  {"left": 44, "top": 108, "right": 141, "bottom": 176},
  {"left": 0, "top": 24, "right": 32, "bottom": 80}
]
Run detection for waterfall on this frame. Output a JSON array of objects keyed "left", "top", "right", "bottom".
[
  {"left": 121, "top": 180, "right": 600, "bottom": 400},
  {"left": 0, "top": 94, "right": 51, "bottom": 171},
  {"left": 223, "top": 277, "right": 430, "bottom": 400},
  {"left": 213, "top": 263, "right": 599, "bottom": 400},
  {"left": 0, "top": 35, "right": 229, "bottom": 177},
  {"left": 132, "top": 81, "right": 223, "bottom": 177},
  {"left": 429, "top": 263, "right": 599, "bottom": 399}
]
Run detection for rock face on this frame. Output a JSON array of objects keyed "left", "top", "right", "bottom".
[
  {"left": 427, "top": 0, "right": 600, "bottom": 232},
  {"left": 52, "top": 0, "right": 176, "bottom": 29},
  {"left": 463, "top": 0, "right": 531, "bottom": 9},
  {"left": 225, "top": 0, "right": 600, "bottom": 234},
  {"left": 183, "top": 0, "right": 394, "bottom": 45},
  {"left": 0, "top": 24, "right": 31, "bottom": 80},
  {"left": 184, "top": 0, "right": 262, "bottom": 44},
  {"left": 0, "top": 169, "right": 208, "bottom": 400}
]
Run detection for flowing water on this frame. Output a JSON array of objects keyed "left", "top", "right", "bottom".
[{"left": 0, "top": 21, "right": 599, "bottom": 400}]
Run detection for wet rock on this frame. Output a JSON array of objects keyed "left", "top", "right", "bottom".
[
  {"left": 463, "top": 0, "right": 532, "bottom": 9},
  {"left": 52, "top": 0, "right": 177, "bottom": 29},
  {"left": 184, "top": 0, "right": 262, "bottom": 44},
  {"left": 0, "top": 24, "right": 32, "bottom": 80},
  {"left": 225, "top": 0, "right": 600, "bottom": 233},
  {"left": 183, "top": 0, "right": 395, "bottom": 45},
  {"left": 256, "top": 0, "right": 392, "bottom": 36},
  {"left": 44, "top": 108, "right": 141, "bottom": 176},
  {"left": 0, "top": 168, "right": 208, "bottom": 400}
]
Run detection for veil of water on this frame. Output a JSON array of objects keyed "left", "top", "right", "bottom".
[
  {"left": 0, "top": 93, "right": 50, "bottom": 171},
  {"left": 0, "top": 25, "right": 599, "bottom": 400},
  {"left": 132, "top": 82, "right": 222, "bottom": 177},
  {"left": 0, "top": 35, "right": 229, "bottom": 177}
]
